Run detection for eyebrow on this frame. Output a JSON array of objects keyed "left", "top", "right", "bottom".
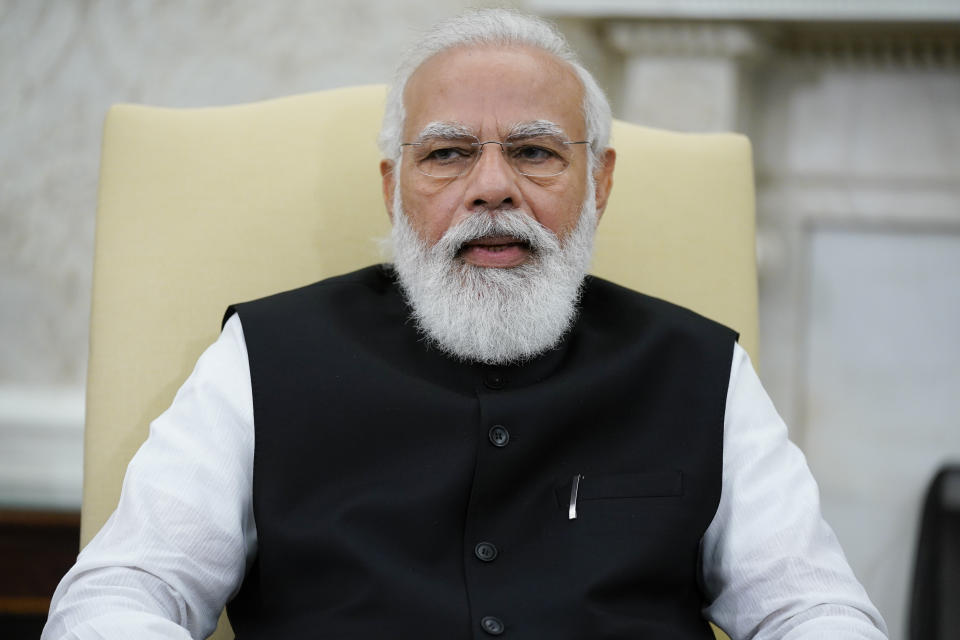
[
  {"left": 506, "top": 120, "right": 567, "bottom": 140},
  {"left": 414, "top": 122, "right": 474, "bottom": 142}
]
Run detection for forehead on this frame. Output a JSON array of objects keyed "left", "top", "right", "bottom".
[{"left": 403, "top": 45, "right": 586, "bottom": 140}]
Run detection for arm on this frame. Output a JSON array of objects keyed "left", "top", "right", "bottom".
[
  {"left": 701, "top": 343, "right": 888, "bottom": 639},
  {"left": 42, "top": 314, "right": 256, "bottom": 640}
]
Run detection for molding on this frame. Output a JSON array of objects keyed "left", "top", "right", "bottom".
[
  {"left": 775, "top": 27, "right": 960, "bottom": 67},
  {"left": 529, "top": 0, "right": 960, "bottom": 22},
  {"left": 606, "top": 21, "right": 767, "bottom": 58},
  {"left": 601, "top": 19, "right": 960, "bottom": 68},
  {"left": 756, "top": 174, "right": 960, "bottom": 223},
  {"left": 0, "top": 386, "right": 84, "bottom": 509}
]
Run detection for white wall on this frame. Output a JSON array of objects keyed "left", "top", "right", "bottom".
[{"left": 0, "top": 0, "right": 518, "bottom": 507}]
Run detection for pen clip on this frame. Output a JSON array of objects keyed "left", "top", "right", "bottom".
[{"left": 568, "top": 474, "right": 583, "bottom": 520}]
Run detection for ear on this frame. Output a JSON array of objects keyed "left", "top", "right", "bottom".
[
  {"left": 380, "top": 159, "right": 397, "bottom": 223},
  {"left": 592, "top": 148, "right": 616, "bottom": 221}
]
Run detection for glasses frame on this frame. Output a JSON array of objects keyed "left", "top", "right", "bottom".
[{"left": 400, "top": 136, "right": 591, "bottom": 179}]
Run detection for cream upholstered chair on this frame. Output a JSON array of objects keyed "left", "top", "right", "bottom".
[{"left": 85, "top": 85, "right": 755, "bottom": 640}]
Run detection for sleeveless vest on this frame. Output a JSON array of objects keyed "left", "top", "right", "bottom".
[{"left": 225, "top": 265, "right": 736, "bottom": 639}]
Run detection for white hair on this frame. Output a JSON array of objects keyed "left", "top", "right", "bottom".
[{"left": 378, "top": 8, "right": 612, "bottom": 170}]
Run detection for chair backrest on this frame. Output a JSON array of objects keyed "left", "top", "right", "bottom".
[{"left": 84, "top": 84, "right": 756, "bottom": 639}]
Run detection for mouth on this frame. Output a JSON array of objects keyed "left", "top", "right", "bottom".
[{"left": 457, "top": 235, "right": 532, "bottom": 268}]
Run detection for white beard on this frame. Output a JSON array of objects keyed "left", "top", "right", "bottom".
[{"left": 388, "top": 184, "right": 598, "bottom": 365}]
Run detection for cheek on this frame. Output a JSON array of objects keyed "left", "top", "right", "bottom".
[
  {"left": 400, "top": 183, "right": 463, "bottom": 245},
  {"left": 530, "top": 189, "right": 586, "bottom": 238}
]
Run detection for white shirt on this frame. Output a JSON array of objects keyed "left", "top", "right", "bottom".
[{"left": 42, "top": 314, "right": 888, "bottom": 640}]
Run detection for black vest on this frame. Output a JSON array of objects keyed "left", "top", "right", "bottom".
[{"left": 225, "top": 265, "right": 736, "bottom": 639}]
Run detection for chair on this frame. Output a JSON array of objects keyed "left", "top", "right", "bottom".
[
  {"left": 84, "top": 85, "right": 756, "bottom": 639},
  {"left": 909, "top": 464, "right": 960, "bottom": 639}
]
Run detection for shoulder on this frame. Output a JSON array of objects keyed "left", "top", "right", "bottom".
[
  {"left": 223, "top": 264, "right": 394, "bottom": 327},
  {"left": 579, "top": 275, "right": 738, "bottom": 344}
]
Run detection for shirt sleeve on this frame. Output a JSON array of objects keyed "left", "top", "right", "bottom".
[
  {"left": 41, "top": 314, "right": 256, "bottom": 640},
  {"left": 701, "top": 343, "right": 888, "bottom": 639}
]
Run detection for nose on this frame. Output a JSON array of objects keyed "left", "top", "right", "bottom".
[{"left": 462, "top": 142, "right": 523, "bottom": 213}]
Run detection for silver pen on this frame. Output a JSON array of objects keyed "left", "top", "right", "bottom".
[{"left": 569, "top": 474, "right": 583, "bottom": 520}]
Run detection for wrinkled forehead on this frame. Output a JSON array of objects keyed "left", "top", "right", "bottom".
[{"left": 402, "top": 44, "right": 586, "bottom": 142}]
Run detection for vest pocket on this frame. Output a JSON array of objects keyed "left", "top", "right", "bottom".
[
  {"left": 552, "top": 470, "right": 686, "bottom": 534},
  {"left": 556, "top": 470, "right": 684, "bottom": 506}
]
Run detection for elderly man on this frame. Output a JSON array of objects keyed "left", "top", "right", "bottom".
[{"left": 44, "top": 9, "right": 887, "bottom": 640}]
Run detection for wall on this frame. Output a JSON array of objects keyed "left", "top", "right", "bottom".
[{"left": 0, "top": 0, "right": 517, "bottom": 508}]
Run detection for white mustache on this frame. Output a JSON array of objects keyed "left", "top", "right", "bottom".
[{"left": 434, "top": 210, "right": 561, "bottom": 259}]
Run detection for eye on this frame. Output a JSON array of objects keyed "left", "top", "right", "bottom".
[
  {"left": 511, "top": 144, "right": 559, "bottom": 163},
  {"left": 425, "top": 145, "right": 473, "bottom": 164}
]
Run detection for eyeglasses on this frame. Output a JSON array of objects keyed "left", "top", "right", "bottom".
[{"left": 400, "top": 135, "right": 590, "bottom": 179}]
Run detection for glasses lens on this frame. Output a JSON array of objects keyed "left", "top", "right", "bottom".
[
  {"left": 413, "top": 140, "right": 476, "bottom": 178},
  {"left": 506, "top": 137, "right": 570, "bottom": 177}
]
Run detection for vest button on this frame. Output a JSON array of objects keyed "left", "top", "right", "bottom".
[
  {"left": 483, "top": 372, "right": 507, "bottom": 389},
  {"left": 480, "top": 616, "right": 505, "bottom": 635},
  {"left": 474, "top": 541, "right": 499, "bottom": 562},
  {"left": 488, "top": 425, "right": 510, "bottom": 447}
]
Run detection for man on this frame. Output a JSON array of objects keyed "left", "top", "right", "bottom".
[{"left": 44, "top": 9, "right": 888, "bottom": 640}]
